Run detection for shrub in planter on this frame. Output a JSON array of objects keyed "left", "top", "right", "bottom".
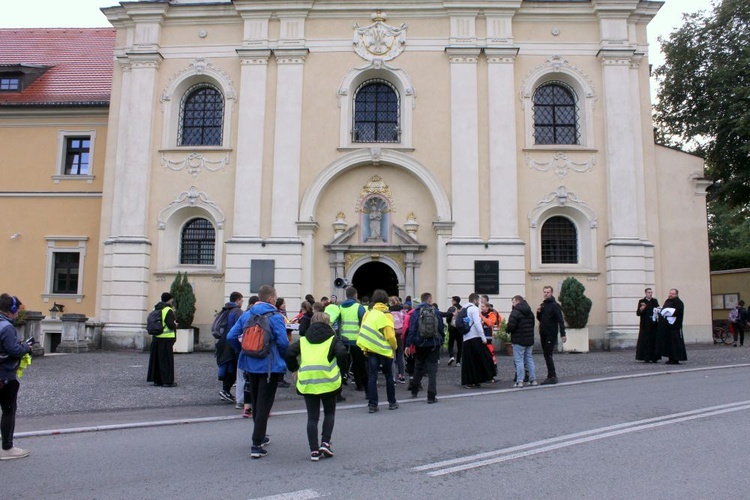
[
  {"left": 170, "top": 272, "right": 196, "bottom": 328},
  {"left": 559, "top": 277, "right": 592, "bottom": 329}
]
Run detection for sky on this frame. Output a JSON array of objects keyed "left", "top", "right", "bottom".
[{"left": 0, "top": 0, "right": 715, "bottom": 94}]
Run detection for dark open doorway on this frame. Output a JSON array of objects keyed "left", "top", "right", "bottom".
[{"left": 352, "top": 261, "right": 399, "bottom": 302}]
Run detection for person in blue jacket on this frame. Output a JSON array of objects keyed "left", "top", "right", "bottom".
[
  {"left": 405, "top": 292, "right": 445, "bottom": 404},
  {"left": 227, "top": 285, "right": 289, "bottom": 459}
]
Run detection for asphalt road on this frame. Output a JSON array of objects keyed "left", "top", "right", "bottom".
[{"left": 5, "top": 364, "right": 750, "bottom": 499}]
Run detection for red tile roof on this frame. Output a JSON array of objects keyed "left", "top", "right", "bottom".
[{"left": 0, "top": 29, "right": 115, "bottom": 107}]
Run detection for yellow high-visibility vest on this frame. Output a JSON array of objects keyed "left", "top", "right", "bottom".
[
  {"left": 296, "top": 336, "right": 341, "bottom": 395},
  {"left": 339, "top": 303, "right": 362, "bottom": 343},
  {"left": 156, "top": 307, "right": 176, "bottom": 339},
  {"left": 356, "top": 308, "right": 393, "bottom": 358}
]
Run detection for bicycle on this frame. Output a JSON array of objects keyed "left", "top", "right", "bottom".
[{"left": 713, "top": 324, "right": 734, "bottom": 345}]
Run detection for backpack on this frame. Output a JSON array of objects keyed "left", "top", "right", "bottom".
[
  {"left": 417, "top": 305, "right": 439, "bottom": 339},
  {"left": 211, "top": 306, "right": 235, "bottom": 339},
  {"left": 454, "top": 306, "right": 472, "bottom": 336},
  {"left": 241, "top": 311, "right": 277, "bottom": 358},
  {"left": 392, "top": 310, "right": 405, "bottom": 334},
  {"left": 146, "top": 309, "right": 164, "bottom": 335},
  {"left": 729, "top": 308, "right": 740, "bottom": 323}
]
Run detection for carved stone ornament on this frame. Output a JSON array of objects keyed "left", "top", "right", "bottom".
[
  {"left": 333, "top": 212, "right": 348, "bottom": 234},
  {"left": 354, "top": 175, "right": 395, "bottom": 213},
  {"left": 157, "top": 186, "right": 225, "bottom": 230},
  {"left": 403, "top": 213, "right": 419, "bottom": 235},
  {"left": 161, "top": 152, "right": 229, "bottom": 178},
  {"left": 526, "top": 153, "right": 595, "bottom": 178},
  {"left": 353, "top": 13, "right": 407, "bottom": 63}
]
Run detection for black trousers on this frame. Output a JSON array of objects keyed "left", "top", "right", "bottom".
[
  {"left": 733, "top": 323, "right": 745, "bottom": 346},
  {"left": 348, "top": 344, "right": 368, "bottom": 390},
  {"left": 541, "top": 336, "right": 557, "bottom": 379},
  {"left": 147, "top": 337, "right": 175, "bottom": 385},
  {"left": 447, "top": 327, "right": 463, "bottom": 361},
  {"left": 303, "top": 391, "right": 337, "bottom": 452},
  {"left": 411, "top": 346, "right": 440, "bottom": 397},
  {"left": 246, "top": 373, "right": 280, "bottom": 446},
  {"left": 0, "top": 379, "right": 20, "bottom": 450}
]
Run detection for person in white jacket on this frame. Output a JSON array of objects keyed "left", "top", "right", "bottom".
[{"left": 460, "top": 293, "right": 495, "bottom": 388}]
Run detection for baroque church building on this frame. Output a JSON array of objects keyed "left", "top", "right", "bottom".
[{"left": 0, "top": 0, "right": 712, "bottom": 351}]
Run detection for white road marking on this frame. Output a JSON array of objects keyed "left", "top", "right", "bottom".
[
  {"left": 416, "top": 400, "right": 750, "bottom": 476},
  {"left": 250, "top": 489, "right": 326, "bottom": 500}
]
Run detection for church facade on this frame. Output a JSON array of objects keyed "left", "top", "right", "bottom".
[{"left": 1, "top": 0, "right": 713, "bottom": 351}]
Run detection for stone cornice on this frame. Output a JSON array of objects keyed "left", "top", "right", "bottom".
[{"left": 484, "top": 47, "right": 519, "bottom": 63}]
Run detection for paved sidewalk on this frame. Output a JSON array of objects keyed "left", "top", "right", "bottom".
[{"left": 16, "top": 343, "right": 750, "bottom": 423}]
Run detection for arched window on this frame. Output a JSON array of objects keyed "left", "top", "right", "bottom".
[
  {"left": 541, "top": 216, "right": 578, "bottom": 264},
  {"left": 178, "top": 84, "right": 224, "bottom": 146},
  {"left": 353, "top": 80, "right": 399, "bottom": 143},
  {"left": 180, "top": 218, "right": 215, "bottom": 265},
  {"left": 533, "top": 82, "right": 579, "bottom": 145}
]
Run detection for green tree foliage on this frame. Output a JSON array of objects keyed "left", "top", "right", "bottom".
[
  {"left": 653, "top": 0, "right": 750, "bottom": 210},
  {"left": 559, "top": 277, "right": 592, "bottom": 329},
  {"left": 170, "top": 272, "right": 196, "bottom": 328}
]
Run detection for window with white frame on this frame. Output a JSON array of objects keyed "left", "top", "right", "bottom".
[
  {"left": 53, "top": 130, "right": 96, "bottom": 183},
  {"left": 44, "top": 237, "right": 87, "bottom": 302},
  {"left": 353, "top": 79, "right": 400, "bottom": 143},
  {"left": 533, "top": 81, "right": 579, "bottom": 145},
  {"left": 541, "top": 215, "right": 578, "bottom": 264},
  {"left": 178, "top": 84, "right": 224, "bottom": 147}
]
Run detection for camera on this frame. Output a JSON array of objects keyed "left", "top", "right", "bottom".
[{"left": 25, "top": 337, "right": 35, "bottom": 346}]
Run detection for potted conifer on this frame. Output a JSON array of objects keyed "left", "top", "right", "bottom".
[
  {"left": 558, "top": 276, "right": 592, "bottom": 353},
  {"left": 170, "top": 272, "right": 197, "bottom": 353}
]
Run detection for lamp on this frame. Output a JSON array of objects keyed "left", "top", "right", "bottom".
[{"left": 48, "top": 303, "right": 64, "bottom": 319}]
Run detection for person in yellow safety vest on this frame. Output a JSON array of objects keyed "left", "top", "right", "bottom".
[
  {"left": 324, "top": 294, "right": 341, "bottom": 333},
  {"left": 338, "top": 286, "right": 367, "bottom": 392},
  {"left": 147, "top": 292, "right": 178, "bottom": 387},
  {"left": 356, "top": 289, "right": 399, "bottom": 413},
  {"left": 286, "top": 312, "right": 348, "bottom": 462}
]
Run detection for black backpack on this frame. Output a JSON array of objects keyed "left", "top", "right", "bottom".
[
  {"left": 417, "top": 305, "right": 439, "bottom": 339},
  {"left": 454, "top": 306, "right": 472, "bottom": 336},
  {"left": 146, "top": 308, "right": 164, "bottom": 335},
  {"left": 211, "top": 306, "right": 235, "bottom": 339}
]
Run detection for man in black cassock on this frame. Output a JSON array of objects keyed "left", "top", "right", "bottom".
[
  {"left": 656, "top": 288, "right": 687, "bottom": 365},
  {"left": 635, "top": 288, "right": 660, "bottom": 362}
]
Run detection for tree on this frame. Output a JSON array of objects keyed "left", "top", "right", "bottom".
[
  {"left": 558, "top": 277, "right": 592, "bottom": 329},
  {"left": 170, "top": 272, "right": 196, "bottom": 328},
  {"left": 653, "top": 0, "right": 750, "bottom": 210}
]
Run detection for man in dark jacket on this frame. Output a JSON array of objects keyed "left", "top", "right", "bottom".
[
  {"left": 147, "top": 292, "right": 178, "bottom": 387},
  {"left": 406, "top": 292, "right": 445, "bottom": 403},
  {"left": 0, "top": 294, "right": 32, "bottom": 460},
  {"left": 216, "top": 291, "right": 244, "bottom": 403},
  {"left": 507, "top": 295, "right": 537, "bottom": 388},
  {"left": 536, "top": 286, "right": 566, "bottom": 385}
]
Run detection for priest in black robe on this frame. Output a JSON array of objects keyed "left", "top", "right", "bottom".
[
  {"left": 656, "top": 288, "right": 688, "bottom": 364},
  {"left": 635, "top": 288, "right": 660, "bottom": 362}
]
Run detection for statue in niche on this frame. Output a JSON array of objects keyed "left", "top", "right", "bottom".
[{"left": 362, "top": 196, "right": 389, "bottom": 242}]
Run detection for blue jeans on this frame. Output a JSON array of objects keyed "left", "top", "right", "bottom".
[
  {"left": 513, "top": 344, "right": 536, "bottom": 383},
  {"left": 367, "top": 352, "right": 396, "bottom": 407}
]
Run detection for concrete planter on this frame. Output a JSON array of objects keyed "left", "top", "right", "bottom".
[
  {"left": 559, "top": 327, "right": 589, "bottom": 353},
  {"left": 173, "top": 328, "right": 194, "bottom": 353}
]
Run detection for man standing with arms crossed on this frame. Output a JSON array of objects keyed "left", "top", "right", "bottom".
[{"left": 536, "top": 286, "right": 566, "bottom": 385}]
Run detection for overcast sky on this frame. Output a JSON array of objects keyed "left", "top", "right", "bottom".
[{"left": 0, "top": 0, "right": 715, "bottom": 95}]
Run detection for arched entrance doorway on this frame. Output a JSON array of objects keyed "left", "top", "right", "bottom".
[{"left": 352, "top": 261, "right": 399, "bottom": 300}]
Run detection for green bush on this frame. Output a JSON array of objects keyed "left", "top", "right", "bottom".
[
  {"left": 558, "top": 277, "right": 592, "bottom": 329},
  {"left": 710, "top": 248, "right": 750, "bottom": 271},
  {"left": 170, "top": 272, "right": 196, "bottom": 328}
]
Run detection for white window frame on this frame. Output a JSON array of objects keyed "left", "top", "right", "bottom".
[
  {"left": 43, "top": 236, "right": 88, "bottom": 303},
  {"left": 53, "top": 130, "right": 96, "bottom": 183},
  {"left": 338, "top": 65, "right": 415, "bottom": 150}
]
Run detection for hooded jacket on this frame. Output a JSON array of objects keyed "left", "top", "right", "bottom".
[
  {"left": 285, "top": 321, "right": 348, "bottom": 377},
  {"left": 405, "top": 302, "right": 445, "bottom": 349},
  {"left": 215, "top": 301, "right": 242, "bottom": 366},
  {"left": 0, "top": 313, "right": 31, "bottom": 381},
  {"left": 506, "top": 300, "right": 535, "bottom": 347},
  {"left": 227, "top": 301, "right": 289, "bottom": 374},
  {"left": 536, "top": 296, "right": 566, "bottom": 338}
]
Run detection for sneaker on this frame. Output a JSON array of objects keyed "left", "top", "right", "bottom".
[
  {"left": 319, "top": 442, "right": 334, "bottom": 458},
  {"left": 529, "top": 380, "right": 538, "bottom": 386},
  {"left": 447, "top": 356, "right": 455, "bottom": 366},
  {"left": 513, "top": 381, "right": 524, "bottom": 388},
  {"left": 389, "top": 402, "right": 399, "bottom": 410},
  {"left": 427, "top": 397, "right": 438, "bottom": 404},
  {"left": 397, "top": 375, "right": 406, "bottom": 384},
  {"left": 261, "top": 435, "right": 271, "bottom": 447},
  {"left": 235, "top": 402, "right": 243, "bottom": 409},
  {"left": 242, "top": 407, "right": 252, "bottom": 418},
  {"left": 541, "top": 377, "right": 558, "bottom": 385},
  {"left": 368, "top": 405, "right": 379, "bottom": 414},
  {"left": 250, "top": 446, "right": 268, "bottom": 459},
  {"left": 310, "top": 451, "right": 321, "bottom": 462},
  {"left": 0, "top": 447, "right": 29, "bottom": 461},
  {"left": 219, "top": 390, "right": 235, "bottom": 402}
]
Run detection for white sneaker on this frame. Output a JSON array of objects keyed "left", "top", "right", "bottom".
[
  {"left": 513, "top": 381, "right": 524, "bottom": 388},
  {"left": 447, "top": 357, "right": 455, "bottom": 366},
  {"left": 529, "top": 380, "right": 538, "bottom": 387},
  {"left": 0, "top": 447, "right": 29, "bottom": 460}
]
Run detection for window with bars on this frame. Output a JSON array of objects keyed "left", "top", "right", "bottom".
[
  {"left": 52, "top": 252, "right": 80, "bottom": 294},
  {"left": 541, "top": 216, "right": 578, "bottom": 264},
  {"left": 180, "top": 218, "right": 215, "bottom": 265},
  {"left": 353, "top": 80, "right": 400, "bottom": 143},
  {"left": 64, "top": 137, "right": 90, "bottom": 175},
  {"left": 533, "top": 82, "right": 580, "bottom": 145},
  {"left": 178, "top": 84, "right": 224, "bottom": 146}
]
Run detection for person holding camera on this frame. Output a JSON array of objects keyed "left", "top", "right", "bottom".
[{"left": 0, "top": 293, "right": 33, "bottom": 460}]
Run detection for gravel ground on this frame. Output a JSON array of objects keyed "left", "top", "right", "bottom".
[{"left": 15, "top": 343, "right": 750, "bottom": 418}]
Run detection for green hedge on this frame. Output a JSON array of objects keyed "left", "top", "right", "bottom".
[{"left": 710, "top": 248, "right": 750, "bottom": 271}]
